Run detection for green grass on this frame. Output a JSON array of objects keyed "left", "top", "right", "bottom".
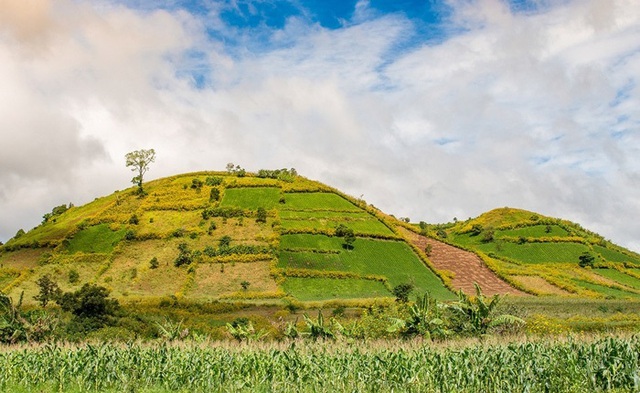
[
  {"left": 66, "top": 224, "right": 126, "bottom": 254},
  {"left": 498, "top": 225, "right": 570, "bottom": 238},
  {"left": 594, "top": 269, "right": 640, "bottom": 290},
  {"left": 466, "top": 237, "right": 591, "bottom": 264},
  {"left": 280, "top": 218, "right": 393, "bottom": 236},
  {"left": 572, "top": 279, "right": 640, "bottom": 299},
  {"left": 279, "top": 211, "right": 371, "bottom": 219},
  {"left": 220, "top": 188, "right": 281, "bottom": 210},
  {"left": 280, "top": 192, "right": 360, "bottom": 211},
  {"left": 282, "top": 277, "right": 390, "bottom": 300},
  {"left": 279, "top": 235, "right": 454, "bottom": 300},
  {"left": 593, "top": 245, "right": 640, "bottom": 265}
]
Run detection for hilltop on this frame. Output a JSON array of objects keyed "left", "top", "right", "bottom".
[{"left": 1, "top": 172, "right": 639, "bottom": 306}]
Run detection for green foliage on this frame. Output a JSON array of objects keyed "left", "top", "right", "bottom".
[
  {"left": 388, "top": 292, "right": 450, "bottom": 340},
  {"left": 256, "top": 207, "right": 267, "bottom": 223},
  {"left": 226, "top": 318, "right": 266, "bottom": 342},
  {"left": 125, "top": 148, "right": 155, "bottom": 193},
  {"left": 579, "top": 252, "right": 596, "bottom": 268},
  {"left": 282, "top": 277, "right": 390, "bottom": 301},
  {"left": 0, "top": 292, "right": 58, "bottom": 344},
  {"left": 174, "top": 242, "right": 194, "bottom": 267},
  {"left": 155, "top": 318, "right": 189, "bottom": 341},
  {"left": 240, "top": 280, "right": 250, "bottom": 291},
  {"left": 392, "top": 283, "right": 414, "bottom": 303},
  {"left": 68, "top": 269, "right": 80, "bottom": 284},
  {"left": 57, "top": 284, "right": 120, "bottom": 322},
  {"left": 257, "top": 168, "right": 297, "bottom": 182},
  {"left": 149, "top": 257, "right": 159, "bottom": 269},
  {"left": 190, "top": 178, "right": 203, "bottom": 190},
  {"left": 42, "top": 203, "right": 70, "bottom": 224},
  {"left": 209, "top": 187, "right": 220, "bottom": 202},
  {"left": 202, "top": 206, "right": 245, "bottom": 219},
  {"left": 225, "top": 162, "right": 246, "bottom": 177},
  {"left": 205, "top": 176, "right": 223, "bottom": 186},
  {"left": 448, "top": 284, "right": 524, "bottom": 337},
  {"left": 128, "top": 214, "right": 139, "bottom": 225},
  {"left": 33, "top": 275, "right": 61, "bottom": 307},
  {"left": 219, "top": 235, "right": 232, "bottom": 249},
  {"left": 302, "top": 310, "right": 335, "bottom": 340},
  {"left": 13, "top": 229, "right": 26, "bottom": 240}
]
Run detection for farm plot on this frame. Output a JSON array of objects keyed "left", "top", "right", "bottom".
[
  {"left": 279, "top": 235, "right": 454, "bottom": 300},
  {"left": 477, "top": 241, "right": 591, "bottom": 264},
  {"left": 66, "top": 224, "right": 126, "bottom": 254},
  {"left": 593, "top": 245, "right": 640, "bottom": 265},
  {"left": 572, "top": 279, "right": 640, "bottom": 299},
  {"left": 497, "top": 225, "right": 570, "bottom": 238},
  {"left": 281, "top": 216, "right": 393, "bottom": 236},
  {"left": 281, "top": 277, "right": 390, "bottom": 300},
  {"left": 594, "top": 269, "right": 640, "bottom": 290},
  {"left": 220, "top": 187, "right": 281, "bottom": 210},
  {"left": 280, "top": 192, "right": 361, "bottom": 211}
]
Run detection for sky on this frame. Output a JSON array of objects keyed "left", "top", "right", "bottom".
[{"left": 0, "top": 0, "right": 639, "bottom": 251}]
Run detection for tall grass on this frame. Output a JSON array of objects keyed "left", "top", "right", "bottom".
[{"left": 0, "top": 336, "right": 638, "bottom": 392}]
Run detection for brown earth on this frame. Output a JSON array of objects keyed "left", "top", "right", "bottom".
[{"left": 398, "top": 227, "right": 527, "bottom": 296}]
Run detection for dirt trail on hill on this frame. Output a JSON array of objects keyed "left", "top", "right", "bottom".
[{"left": 398, "top": 227, "right": 527, "bottom": 296}]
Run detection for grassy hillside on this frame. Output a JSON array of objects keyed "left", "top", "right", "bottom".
[
  {"left": 420, "top": 207, "right": 640, "bottom": 299},
  {"left": 0, "top": 170, "right": 454, "bottom": 305}
]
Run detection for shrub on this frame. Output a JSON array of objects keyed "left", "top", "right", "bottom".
[
  {"left": 68, "top": 270, "right": 80, "bottom": 284},
  {"left": 392, "top": 283, "right": 414, "bottom": 303},
  {"left": 57, "top": 283, "right": 120, "bottom": 322},
  {"left": 205, "top": 176, "right": 223, "bottom": 186},
  {"left": 256, "top": 207, "right": 267, "bottom": 223},
  {"left": 174, "top": 242, "right": 193, "bottom": 267},
  {"left": 128, "top": 214, "right": 139, "bottom": 225},
  {"left": 579, "top": 252, "right": 595, "bottom": 268},
  {"left": 149, "top": 257, "right": 159, "bottom": 269},
  {"left": 209, "top": 187, "right": 220, "bottom": 202},
  {"left": 191, "top": 178, "right": 203, "bottom": 190}
]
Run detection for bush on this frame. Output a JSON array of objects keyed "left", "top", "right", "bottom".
[
  {"left": 209, "top": 187, "right": 220, "bottom": 202},
  {"left": 57, "top": 283, "right": 120, "bottom": 320},
  {"left": 128, "top": 214, "right": 139, "bottom": 225},
  {"left": 68, "top": 270, "right": 80, "bottom": 284},
  {"left": 579, "top": 252, "right": 595, "bottom": 268},
  {"left": 149, "top": 257, "right": 159, "bottom": 269},
  {"left": 256, "top": 207, "right": 267, "bottom": 223},
  {"left": 392, "top": 283, "right": 414, "bottom": 303},
  {"left": 205, "top": 176, "right": 223, "bottom": 186}
]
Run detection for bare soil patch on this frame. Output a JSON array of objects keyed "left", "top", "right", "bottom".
[{"left": 399, "top": 227, "right": 527, "bottom": 296}]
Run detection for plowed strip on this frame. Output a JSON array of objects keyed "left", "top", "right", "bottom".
[{"left": 399, "top": 227, "right": 527, "bottom": 296}]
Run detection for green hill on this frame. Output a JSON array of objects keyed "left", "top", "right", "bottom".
[
  {"left": 0, "top": 171, "right": 455, "bottom": 305},
  {"left": 422, "top": 207, "right": 640, "bottom": 299},
  {"left": 2, "top": 174, "right": 640, "bottom": 306}
]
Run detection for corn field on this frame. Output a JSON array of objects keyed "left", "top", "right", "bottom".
[{"left": 0, "top": 336, "right": 639, "bottom": 392}]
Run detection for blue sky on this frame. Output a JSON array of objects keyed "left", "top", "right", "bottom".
[{"left": 1, "top": 0, "right": 640, "bottom": 251}]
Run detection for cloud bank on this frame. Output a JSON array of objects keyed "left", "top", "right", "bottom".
[{"left": 1, "top": 0, "right": 639, "bottom": 251}]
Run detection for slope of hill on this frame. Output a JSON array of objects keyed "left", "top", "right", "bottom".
[
  {"left": 3, "top": 174, "right": 639, "bottom": 306},
  {"left": 0, "top": 171, "right": 458, "bottom": 305},
  {"left": 418, "top": 207, "right": 640, "bottom": 299}
]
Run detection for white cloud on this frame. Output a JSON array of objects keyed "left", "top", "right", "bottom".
[{"left": 1, "top": 0, "right": 639, "bottom": 252}]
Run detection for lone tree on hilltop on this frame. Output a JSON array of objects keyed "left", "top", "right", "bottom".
[{"left": 125, "top": 149, "right": 156, "bottom": 194}]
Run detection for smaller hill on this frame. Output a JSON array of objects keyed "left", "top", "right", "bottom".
[{"left": 422, "top": 208, "right": 640, "bottom": 299}]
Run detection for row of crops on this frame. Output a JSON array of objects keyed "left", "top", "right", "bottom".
[
  {"left": 1, "top": 337, "right": 638, "bottom": 392},
  {"left": 223, "top": 188, "right": 457, "bottom": 301}
]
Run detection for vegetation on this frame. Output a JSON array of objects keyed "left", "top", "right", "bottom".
[
  {"left": 0, "top": 337, "right": 639, "bottom": 392},
  {"left": 125, "top": 148, "right": 156, "bottom": 194}
]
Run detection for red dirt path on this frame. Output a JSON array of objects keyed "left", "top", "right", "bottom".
[{"left": 398, "top": 227, "right": 527, "bottom": 296}]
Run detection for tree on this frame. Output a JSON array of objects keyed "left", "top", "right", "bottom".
[
  {"left": 33, "top": 275, "right": 61, "bottom": 307},
  {"left": 57, "top": 284, "right": 120, "bottom": 320},
  {"left": 125, "top": 149, "right": 156, "bottom": 194},
  {"left": 392, "top": 283, "right": 414, "bottom": 303},
  {"left": 578, "top": 252, "right": 595, "bottom": 268},
  {"left": 256, "top": 207, "right": 267, "bottom": 223}
]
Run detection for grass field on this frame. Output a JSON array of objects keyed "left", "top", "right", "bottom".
[
  {"left": 281, "top": 192, "right": 360, "bottom": 211},
  {"left": 593, "top": 245, "right": 640, "bottom": 265},
  {"left": 282, "top": 277, "right": 391, "bottom": 300},
  {"left": 498, "top": 225, "right": 570, "bottom": 237},
  {"left": 279, "top": 235, "right": 454, "bottom": 300},
  {"left": 572, "top": 279, "right": 640, "bottom": 299},
  {"left": 220, "top": 188, "right": 281, "bottom": 209},
  {"left": 280, "top": 217, "right": 393, "bottom": 236},
  {"left": 66, "top": 224, "right": 126, "bottom": 254},
  {"left": 594, "top": 269, "right": 640, "bottom": 290},
  {"left": 476, "top": 240, "right": 591, "bottom": 264}
]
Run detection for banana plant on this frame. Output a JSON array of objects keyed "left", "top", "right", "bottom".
[
  {"left": 387, "top": 292, "right": 451, "bottom": 340},
  {"left": 447, "top": 283, "right": 524, "bottom": 337}
]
